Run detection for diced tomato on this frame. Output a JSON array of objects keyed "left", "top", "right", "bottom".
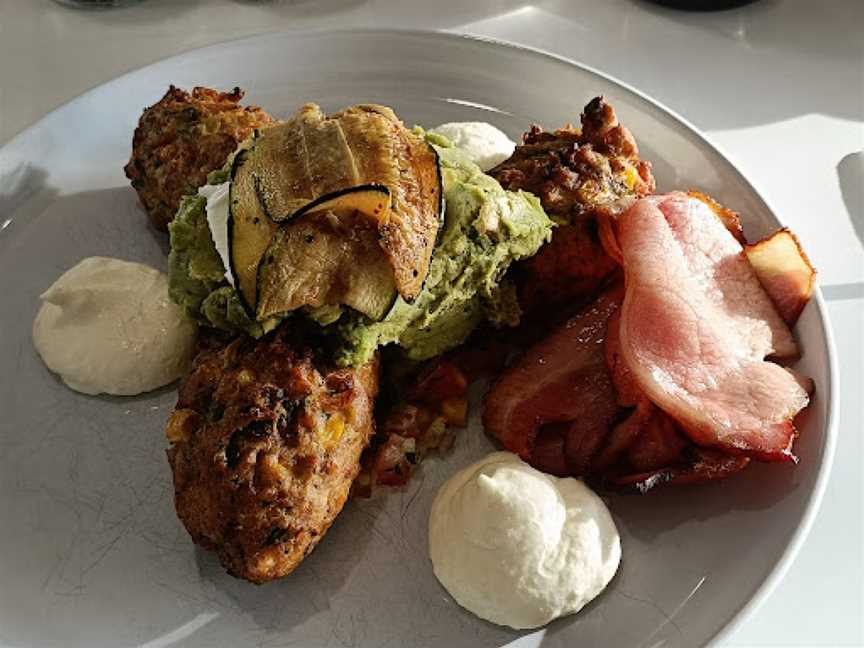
[
  {"left": 405, "top": 361, "right": 467, "bottom": 405},
  {"left": 373, "top": 434, "right": 413, "bottom": 486},
  {"left": 381, "top": 404, "right": 422, "bottom": 439}
]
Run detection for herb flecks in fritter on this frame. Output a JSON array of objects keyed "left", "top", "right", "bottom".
[
  {"left": 125, "top": 86, "right": 274, "bottom": 231},
  {"left": 167, "top": 325, "right": 379, "bottom": 583}
]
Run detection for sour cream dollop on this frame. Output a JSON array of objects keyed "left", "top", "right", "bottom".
[
  {"left": 198, "top": 181, "right": 234, "bottom": 286},
  {"left": 32, "top": 257, "right": 197, "bottom": 396},
  {"left": 429, "top": 452, "right": 621, "bottom": 629},
  {"left": 431, "top": 122, "right": 516, "bottom": 171}
]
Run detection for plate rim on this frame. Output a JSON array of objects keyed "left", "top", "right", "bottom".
[{"left": 0, "top": 27, "right": 840, "bottom": 648}]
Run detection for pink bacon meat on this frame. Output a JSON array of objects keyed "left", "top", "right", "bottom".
[{"left": 614, "top": 193, "right": 810, "bottom": 461}]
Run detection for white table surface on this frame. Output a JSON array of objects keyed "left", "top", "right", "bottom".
[{"left": 0, "top": 0, "right": 861, "bottom": 646}]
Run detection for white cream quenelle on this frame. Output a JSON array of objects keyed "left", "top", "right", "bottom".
[
  {"left": 430, "top": 122, "right": 516, "bottom": 172},
  {"left": 198, "top": 180, "right": 234, "bottom": 285},
  {"left": 32, "top": 257, "right": 197, "bottom": 396},
  {"left": 429, "top": 452, "right": 621, "bottom": 630}
]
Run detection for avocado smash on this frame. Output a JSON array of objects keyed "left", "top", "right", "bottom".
[
  {"left": 167, "top": 131, "right": 553, "bottom": 365},
  {"left": 168, "top": 167, "right": 267, "bottom": 337},
  {"left": 335, "top": 133, "right": 552, "bottom": 366}
]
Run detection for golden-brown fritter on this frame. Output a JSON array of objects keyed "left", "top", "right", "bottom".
[
  {"left": 490, "top": 97, "right": 655, "bottom": 313},
  {"left": 166, "top": 326, "right": 379, "bottom": 584},
  {"left": 125, "top": 85, "right": 274, "bottom": 231}
]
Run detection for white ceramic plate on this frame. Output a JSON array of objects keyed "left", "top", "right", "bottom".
[{"left": 0, "top": 30, "right": 837, "bottom": 648}]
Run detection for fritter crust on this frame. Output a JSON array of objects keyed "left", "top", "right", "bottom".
[
  {"left": 125, "top": 85, "right": 274, "bottom": 231},
  {"left": 166, "top": 326, "right": 379, "bottom": 583},
  {"left": 490, "top": 97, "right": 655, "bottom": 313}
]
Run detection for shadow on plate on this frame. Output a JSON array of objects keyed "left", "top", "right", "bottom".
[
  {"left": 191, "top": 499, "right": 378, "bottom": 640},
  {"left": 0, "top": 164, "right": 58, "bottom": 242},
  {"left": 0, "top": 184, "right": 171, "bottom": 275},
  {"left": 837, "top": 150, "right": 864, "bottom": 249}
]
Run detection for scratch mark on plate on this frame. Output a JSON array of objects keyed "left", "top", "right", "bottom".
[
  {"left": 614, "top": 590, "right": 681, "bottom": 633},
  {"left": 136, "top": 611, "right": 219, "bottom": 648}
]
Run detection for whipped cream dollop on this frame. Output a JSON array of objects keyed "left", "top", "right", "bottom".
[
  {"left": 429, "top": 452, "right": 621, "bottom": 629},
  {"left": 33, "top": 257, "right": 197, "bottom": 395},
  {"left": 198, "top": 180, "right": 234, "bottom": 286},
  {"left": 430, "top": 122, "right": 516, "bottom": 171}
]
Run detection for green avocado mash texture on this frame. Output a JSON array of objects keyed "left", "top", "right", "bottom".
[
  {"left": 167, "top": 133, "right": 553, "bottom": 366},
  {"left": 335, "top": 133, "right": 552, "bottom": 365},
  {"left": 168, "top": 167, "right": 267, "bottom": 338}
]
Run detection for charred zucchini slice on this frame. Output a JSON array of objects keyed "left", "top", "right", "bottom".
[
  {"left": 334, "top": 106, "right": 442, "bottom": 300},
  {"left": 227, "top": 103, "right": 442, "bottom": 320},
  {"left": 249, "top": 112, "right": 315, "bottom": 220},
  {"left": 293, "top": 184, "right": 391, "bottom": 225},
  {"left": 242, "top": 112, "right": 392, "bottom": 228},
  {"left": 251, "top": 104, "right": 443, "bottom": 299},
  {"left": 256, "top": 211, "right": 397, "bottom": 321},
  {"left": 228, "top": 146, "right": 278, "bottom": 313},
  {"left": 380, "top": 135, "right": 442, "bottom": 301}
]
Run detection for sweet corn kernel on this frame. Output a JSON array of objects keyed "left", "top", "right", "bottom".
[
  {"left": 236, "top": 369, "right": 256, "bottom": 385},
  {"left": 322, "top": 412, "right": 346, "bottom": 450},
  {"left": 624, "top": 166, "right": 639, "bottom": 190},
  {"left": 165, "top": 408, "right": 197, "bottom": 443}
]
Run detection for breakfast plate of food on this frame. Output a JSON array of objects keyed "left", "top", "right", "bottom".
[{"left": 0, "top": 29, "right": 836, "bottom": 648}]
